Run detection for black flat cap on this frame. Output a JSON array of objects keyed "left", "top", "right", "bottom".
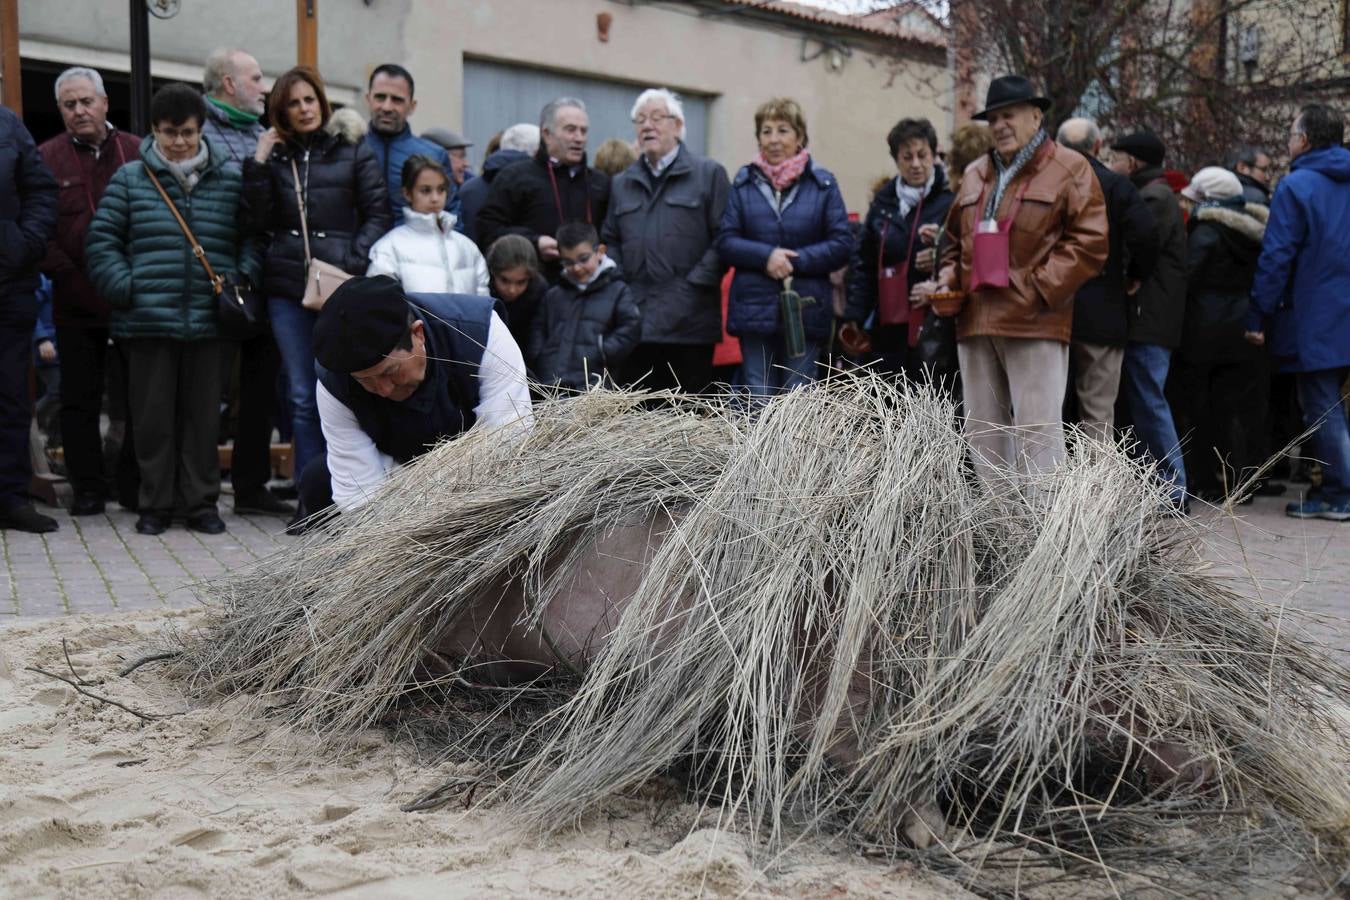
[
  {"left": 313, "top": 276, "right": 410, "bottom": 374},
  {"left": 1111, "top": 131, "right": 1166, "bottom": 167},
  {"left": 972, "top": 75, "right": 1052, "bottom": 121}
]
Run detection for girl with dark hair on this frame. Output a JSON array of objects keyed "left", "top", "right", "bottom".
[
  {"left": 240, "top": 66, "right": 391, "bottom": 486},
  {"left": 486, "top": 234, "right": 548, "bottom": 350},
  {"left": 85, "top": 83, "right": 261, "bottom": 535},
  {"left": 367, "top": 155, "right": 489, "bottom": 294}
]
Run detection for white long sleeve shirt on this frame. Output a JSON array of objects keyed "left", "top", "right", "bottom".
[{"left": 316, "top": 310, "right": 532, "bottom": 512}]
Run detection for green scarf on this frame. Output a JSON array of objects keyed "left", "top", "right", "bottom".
[{"left": 206, "top": 95, "right": 259, "bottom": 129}]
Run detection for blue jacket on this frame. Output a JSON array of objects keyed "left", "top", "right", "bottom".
[
  {"left": 716, "top": 158, "right": 851, "bottom": 339},
  {"left": 33, "top": 273, "right": 55, "bottom": 351},
  {"left": 0, "top": 106, "right": 58, "bottom": 298},
  {"left": 365, "top": 124, "right": 452, "bottom": 225},
  {"left": 1248, "top": 144, "right": 1350, "bottom": 373}
]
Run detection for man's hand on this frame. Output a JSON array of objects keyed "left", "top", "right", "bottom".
[
  {"left": 537, "top": 235, "right": 559, "bottom": 260},
  {"left": 914, "top": 247, "right": 936, "bottom": 271},
  {"left": 253, "top": 128, "right": 282, "bottom": 164},
  {"left": 766, "top": 247, "right": 798, "bottom": 281},
  {"left": 1244, "top": 330, "right": 1265, "bottom": 346},
  {"left": 917, "top": 223, "right": 940, "bottom": 245},
  {"left": 1125, "top": 279, "right": 1141, "bottom": 296},
  {"left": 37, "top": 340, "right": 56, "bottom": 363}
]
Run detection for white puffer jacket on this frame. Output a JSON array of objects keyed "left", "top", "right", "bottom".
[{"left": 367, "top": 208, "right": 490, "bottom": 295}]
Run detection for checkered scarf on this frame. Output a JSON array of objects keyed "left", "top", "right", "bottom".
[{"left": 983, "top": 129, "right": 1046, "bottom": 220}]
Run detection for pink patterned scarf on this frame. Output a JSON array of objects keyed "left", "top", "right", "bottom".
[{"left": 752, "top": 149, "right": 810, "bottom": 191}]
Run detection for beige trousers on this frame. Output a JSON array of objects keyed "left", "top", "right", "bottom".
[
  {"left": 958, "top": 336, "right": 1070, "bottom": 486},
  {"left": 1070, "top": 341, "right": 1125, "bottom": 444}
]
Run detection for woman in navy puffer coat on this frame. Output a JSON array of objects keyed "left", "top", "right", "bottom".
[{"left": 716, "top": 98, "right": 851, "bottom": 400}]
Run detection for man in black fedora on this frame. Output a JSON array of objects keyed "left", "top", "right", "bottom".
[
  {"left": 291, "top": 276, "right": 533, "bottom": 530},
  {"left": 920, "top": 74, "right": 1108, "bottom": 489},
  {"left": 1109, "top": 130, "right": 1189, "bottom": 508}
]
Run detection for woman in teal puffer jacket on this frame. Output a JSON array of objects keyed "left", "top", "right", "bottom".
[{"left": 86, "top": 84, "right": 261, "bottom": 536}]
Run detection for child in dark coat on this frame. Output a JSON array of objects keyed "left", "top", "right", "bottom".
[{"left": 527, "top": 223, "right": 641, "bottom": 390}]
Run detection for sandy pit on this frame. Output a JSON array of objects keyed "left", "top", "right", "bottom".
[{"left": 0, "top": 610, "right": 968, "bottom": 899}]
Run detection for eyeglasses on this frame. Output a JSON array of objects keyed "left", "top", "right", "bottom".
[
  {"left": 559, "top": 251, "right": 594, "bottom": 269},
  {"left": 632, "top": 112, "right": 673, "bottom": 127},
  {"left": 155, "top": 126, "right": 199, "bottom": 144}
]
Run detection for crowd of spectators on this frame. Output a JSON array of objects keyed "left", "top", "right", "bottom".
[{"left": 1, "top": 51, "right": 1347, "bottom": 537}]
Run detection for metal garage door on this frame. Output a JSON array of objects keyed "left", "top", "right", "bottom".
[{"left": 463, "top": 59, "right": 709, "bottom": 166}]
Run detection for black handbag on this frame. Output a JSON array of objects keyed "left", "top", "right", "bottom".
[{"left": 143, "top": 163, "right": 263, "bottom": 341}]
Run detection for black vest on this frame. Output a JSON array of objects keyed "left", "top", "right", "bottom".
[{"left": 317, "top": 292, "right": 498, "bottom": 464}]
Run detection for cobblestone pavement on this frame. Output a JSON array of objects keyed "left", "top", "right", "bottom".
[
  {"left": 1, "top": 494, "right": 1345, "bottom": 658},
  {"left": 0, "top": 504, "right": 291, "bottom": 618}
]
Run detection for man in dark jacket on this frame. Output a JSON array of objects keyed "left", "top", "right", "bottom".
[
  {"left": 1246, "top": 104, "right": 1350, "bottom": 521},
  {"left": 38, "top": 66, "right": 142, "bottom": 517},
  {"left": 457, "top": 123, "right": 538, "bottom": 245},
  {"left": 602, "top": 88, "right": 728, "bottom": 393},
  {"left": 0, "top": 105, "right": 60, "bottom": 532},
  {"left": 1110, "top": 130, "right": 1188, "bottom": 505},
  {"left": 364, "top": 63, "right": 451, "bottom": 225},
  {"left": 475, "top": 97, "right": 611, "bottom": 283},
  {"left": 299, "top": 275, "right": 531, "bottom": 527},
  {"left": 200, "top": 47, "right": 291, "bottom": 517},
  {"left": 1228, "top": 144, "right": 1272, "bottom": 206},
  {"left": 1057, "top": 118, "right": 1157, "bottom": 442}
]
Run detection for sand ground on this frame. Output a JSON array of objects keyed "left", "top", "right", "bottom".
[
  {"left": 0, "top": 610, "right": 969, "bottom": 899},
  {"left": 1, "top": 493, "right": 1345, "bottom": 898}
]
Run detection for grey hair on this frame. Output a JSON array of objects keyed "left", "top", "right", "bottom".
[
  {"left": 540, "top": 97, "right": 586, "bottom": 131},
  {"left": 54, "top": 67, "right": 106, "bottom": 100},
  {"left": 630, "top": 87, "right": 687, "bottom": 140},
  {"left": 1055, "top": 117, "right": 1100, "bottom": 155},
  {"left": 499, "top": 123, "right": 541, "bottom": 154},
  {"left": 1227, "top": 143, "right": 1267, "bottom": 170},
  {"left": 202, "top": 47, "right": 243, "bottom": 95}
]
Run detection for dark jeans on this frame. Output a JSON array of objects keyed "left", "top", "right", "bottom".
[
  {"left": 1122, "top": 342, "right": 1187, "bottom": 500},
  {"left": 0, "top": 291, "right": 37, "bottom": 509},
  {"left": 268, "top": 297, "right": 325, "bottom": 478},
  {"left": 1296, "top": 367, "right": 1350, "bottom": 504},
  {"left": 222, "top": 329, "right": 280, "bottom": 495},
  {"left": 738, "top": 333, "right": 821, "bottom": 404},
  {"left": 124, "top": 338, "right": 222, "bottom": 515},
  {"left": 618, "top": 342, "right": 714, "bottom": 394}
]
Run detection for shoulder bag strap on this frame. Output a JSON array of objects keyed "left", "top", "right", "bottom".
[
  {"left": 290, "top": 157, "right": 313, "bottom": 266},
  {"left": 143, "top": 163, "right": 221, "bottom": 293}
]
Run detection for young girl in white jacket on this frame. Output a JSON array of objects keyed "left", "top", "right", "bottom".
[{"left": 367, "top": 155, "right": 489, "bottom": 294}]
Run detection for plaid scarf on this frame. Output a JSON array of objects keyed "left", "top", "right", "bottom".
[{"left": 983, "top": 129, "right": 1046, "bottom": 220}]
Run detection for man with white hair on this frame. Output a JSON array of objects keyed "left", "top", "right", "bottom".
[
  {"left": 601, "top": 87, "right": 729, "bottom": 393},
  {"left": 457, "top": 122, "right": 539, "bottom": 245},
  {"left": 199, "top": 47, "right": 291, "bottom": 516},
  {"left": 476, "top": 97, "right": 611, "bottom": 282},
  {"left": 38, "top": 67, "right": 142, "bottom": 517}
]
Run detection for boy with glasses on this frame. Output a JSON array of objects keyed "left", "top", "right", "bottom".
[{"left": 526, "top": 222, "right": 640, "bottom": 391}]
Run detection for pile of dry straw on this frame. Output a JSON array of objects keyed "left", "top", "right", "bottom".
[{"left": 171, "top": 375, "right": 1350, "bottom": 895}]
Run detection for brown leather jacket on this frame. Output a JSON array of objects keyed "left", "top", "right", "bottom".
[{"left": 937, "top": 139, "right": 1108, "bottom": 343}]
